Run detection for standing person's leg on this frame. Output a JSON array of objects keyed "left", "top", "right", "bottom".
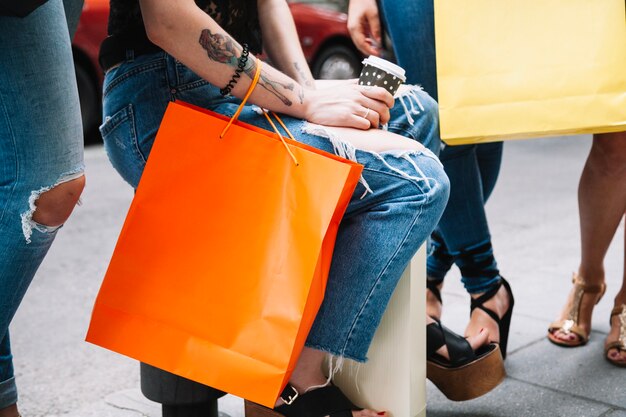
[
  {"left": 475, "top": 142, "right": 504, "bottom": 202},
  {"left": 429, "top": 147, "right": 494, "bottom": 286},
  {"left": 426, "top": 142, "right": 504, "bottom": 319},
  {"left": 434, "top": 144, "right": 510, "bottom": 345},
  {"left": 549, "top": 132, "right": 626, "bottom": 363},
  {"left": 379, "top": 0, "right": 437, "bottom": 98},
  {"left": 0, "top": 1, "right": 84, "bottom": 415},
  {"left": 604, "top": 221, "right": 626, "bottom": 367},
  {"left": 380, "top": 0, "right": 511, "bottom": 343},
  {"left": 606, "top": 220, "right": 626, "bottom": 365},
  {"left": 456, "top": 142, "right": 511, "bottom": 356},
  {"left": 578, "top": 133, "right": 626, "bottom": 284}
]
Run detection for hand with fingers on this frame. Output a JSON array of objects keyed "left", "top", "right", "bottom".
[
  {"left": 347, "top": 0, "right": 383, "bottom": 57},
  {"left": 302, "top": 81, "right": 393, "bottom": 130}
]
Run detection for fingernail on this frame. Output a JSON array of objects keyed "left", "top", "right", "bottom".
[{"left": 377, "top": 412, "right": 386, "bottom": 416}]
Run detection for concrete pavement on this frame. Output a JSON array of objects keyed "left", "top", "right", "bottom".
[{"left": 10, "top": 135, "right": 625, "bottom": 416}]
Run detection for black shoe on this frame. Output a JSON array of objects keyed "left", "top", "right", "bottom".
[
  {"left": 470, "top": 277, "right": 515, "bottom": 359},
  {"left": 427, "top": 320, "right": 505, "bottom": 401}
]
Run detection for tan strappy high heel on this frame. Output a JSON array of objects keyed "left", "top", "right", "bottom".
[
  {"left": 605, "top": 304, "right": 626, "bottom": 367},
  {"left": 547, "top": 273, "right": 606, "bottom": 347}
]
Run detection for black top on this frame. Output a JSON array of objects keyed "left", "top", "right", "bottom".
[{"left": 100, "top": 0, "right": 262, "bottom": 71}]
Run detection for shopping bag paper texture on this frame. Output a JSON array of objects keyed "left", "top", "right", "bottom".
[
  {"left": 86, "top": 101, "right": 363, "bottom": 407},
  {"left": 435, "top": 0, "right": 626, "bottom": 144}
]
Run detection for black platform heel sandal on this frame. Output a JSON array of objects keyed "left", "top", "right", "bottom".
[
  {"left": 470, "top": 277, "right": 515, "bottom": 360},
  {"left": 427, "top": 320, "right": 505, "bottom": 401},
  {"left": 244, "top": 383, "right": 366, "bottom": 417}
]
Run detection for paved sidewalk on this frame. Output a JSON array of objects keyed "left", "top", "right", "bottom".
[{"left": 10, "top": 135, "right": 625, "bottom": 417}]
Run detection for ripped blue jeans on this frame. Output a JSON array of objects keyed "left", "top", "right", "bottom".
[
  {"left": 100, "top": 52, "right": 449, "bottom": 362},
  {"left": 0, "top": 0, "right": 84, "bottom": 409}
]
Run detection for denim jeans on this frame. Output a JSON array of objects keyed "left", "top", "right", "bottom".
[
  {"left": 380, "top": 0, "right": 504, "bottom": 294},
  {"left": 380, "top": 0, "right": 437, "bottom": 99},
  {"left": 427, "top": 143, "right": 503, "bottom": 293},
  {"left": 100, "top": 52, "right": 449, "bottom": 362},
  {"left": 0, "top": 0, "right": 84, "bottom": 408}
]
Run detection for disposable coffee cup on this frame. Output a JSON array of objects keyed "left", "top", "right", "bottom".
[{"left": 358, "top": 56, "right": 406, "bottom": 95}]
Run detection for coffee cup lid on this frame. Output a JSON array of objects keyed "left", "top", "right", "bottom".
[{"left": 362, "top": 56, "right": 406, "bottom": 82}]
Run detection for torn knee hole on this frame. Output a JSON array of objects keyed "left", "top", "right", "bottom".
[
  {"left": 31, "top": 176, "right": 85, "bottom": 226},
  {"left": 21, "top": 175, "right": 85, "bottom": 243}
]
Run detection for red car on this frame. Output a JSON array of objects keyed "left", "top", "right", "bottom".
[
  {"left": 288, "top": 0, "right": 362, "bottom": 80},
  {"left": 72, "top": 0, "right": 362, "bottom": 142}
]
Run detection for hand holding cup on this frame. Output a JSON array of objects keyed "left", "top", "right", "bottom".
[{"left": 358, "top": 56, "right": 407, "bottom": 95}]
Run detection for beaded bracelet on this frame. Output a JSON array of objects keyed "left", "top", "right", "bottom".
[{"left": 220, "top": 43, "right": 250, "bottom": 96}]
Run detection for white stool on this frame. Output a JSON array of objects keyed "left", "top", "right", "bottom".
[{"left": 334, "top": 247, "right": 426, "bottom": 417}]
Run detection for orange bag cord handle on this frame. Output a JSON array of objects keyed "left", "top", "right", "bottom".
[
  {"left": 220, "top": 60, "right": 299, "bottom": 166},
  {"left": 220, "top": 60, "right": 262, "bottom": 138},
  {"left": 261, "top": 111, "right": 299, "bottom": 166}
]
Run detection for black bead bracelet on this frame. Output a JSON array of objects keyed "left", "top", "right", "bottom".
[{"left": 220, "top": 43, "right": 250, "bottom": 96}]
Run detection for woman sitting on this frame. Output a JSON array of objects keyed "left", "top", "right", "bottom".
[{"left": 98, "top": 0, "right": 505, "bottom": 414}]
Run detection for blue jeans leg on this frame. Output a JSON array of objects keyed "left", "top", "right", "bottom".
[
  {"left": 0, "top": 334, "right": 14, "bottom": 410},
  {"left": 388, "top": 87, "right": 440, "bottom": 156},
  {"left": 476, "top": 142, "right": 504, "bottom": 199},
  {"left": 0, "top": 0, "right": 84, "bottom": 408},
  {"left": 426, "top": 143, "right": 503, "bottom": 294},
  {"left": 305, "top": 148, "right": 449, "bottom": 361},
  {"left": 380, "top": 0, "right": 438, "bottom": 99}
]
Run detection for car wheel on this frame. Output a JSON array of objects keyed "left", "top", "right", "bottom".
[
  {"left": 312, "top": 44, "right": 362, "bottom": 80},
  {"left": 75, "top": 61, "right": 102, "bottom": 145}
]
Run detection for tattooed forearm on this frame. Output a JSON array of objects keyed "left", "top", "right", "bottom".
[
  {"left": 259, "top": 71, "right": 295, "bottom": 106},
  {"left": 293, "top": 62, "right": 314, "bottom": 88},
  {"left": 199, "top": 29, "right": 239, "bottom": 66},
  {"left": 246, "top": 60, "right": 295, "bottom": 106},
  {"left": 198, "top": 28, "right": 297, "bottom": 106}
]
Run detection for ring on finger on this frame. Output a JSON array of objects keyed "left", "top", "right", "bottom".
[{"left": 362, "top": 107, "right": 371, "bottom": 119}]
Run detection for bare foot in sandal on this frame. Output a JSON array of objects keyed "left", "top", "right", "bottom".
[
  {"left": 427, "top": 315, "right": 505, "bottom": 401},
  {"left": 605, "top": 294, "right": 626, "bottom": 367},
  {"left": 427, "top": 315, "right": 490, "bottom": 357},
  {"left": 263, "top": 348, "right": 388, "bottom": 417},
  {"left": 548, "top": 273, "right": 605, "bottom": 347}
]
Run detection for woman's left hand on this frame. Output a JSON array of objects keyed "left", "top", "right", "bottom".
[{"left": 347, "top": 0, "right": 383, "bottom": 56}]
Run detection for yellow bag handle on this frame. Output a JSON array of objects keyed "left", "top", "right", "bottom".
[{"left": 220, "top": 60, "right": 299, "bottom": 166}]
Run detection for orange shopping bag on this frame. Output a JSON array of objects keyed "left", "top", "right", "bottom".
[{"left": 86, "top": 70, "right": 362, "bottom": 407}]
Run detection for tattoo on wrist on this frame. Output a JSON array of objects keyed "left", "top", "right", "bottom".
[
  {"left": 294, "top": 62, "right": 314, "bottom": 88},
  {"left": 298, "top": 87, "right": 304, "bottom": 105},
  {"left": 246, "top": 60, "right": 295, "bottom": 107}
]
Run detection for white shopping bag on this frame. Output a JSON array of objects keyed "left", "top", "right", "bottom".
[{"left": 334, "top": 248, "right": 426, "bottom": 417}]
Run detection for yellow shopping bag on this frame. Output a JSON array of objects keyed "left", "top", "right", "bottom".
[{"left": 435, "top": 0, "right": 626, "bottom": 145}]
